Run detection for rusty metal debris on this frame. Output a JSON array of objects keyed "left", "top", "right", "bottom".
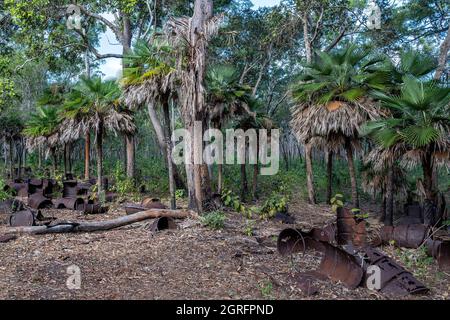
[
  {"left": 9, "top": 209, "right": 36, "bottom": 227},
  {"left": 425, "top": 239, "right": 450, "bottom": 272},
  {"left": 379, "top": 224, "right": 429, "bottom": 248},
  {"left": 141, "top": 198, "right": 167, "bottom": 209},
  {"left": 84, "top": 202, "right": 108, "bottom": 214},
  {"left": 0, "top": 234, "right": 17, "bottom": 243},
  {"left": 124, "top": 204, "right": 147, "bottom": 215},
  {"left": 336, "top": 207, "right": 366, "bottom": 247},
  {"left": 277, "top": 228, "right": 363, "bottom": 289},
  {"left": 53, "top": 197, "right": 85, "bottom": 211},
  {"left": 27, "top": 194, "right": 53, "bottom": 209},
  {"left": 149, "top": 217, "right": 177, "bottom": 232},
  {"left": 344, "top": 245, "right": 429, "bottom": 296}
]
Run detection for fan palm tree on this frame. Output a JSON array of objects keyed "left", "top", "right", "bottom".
[
  {"left": 121, "top": 38, "right": 181, "bottom": 209},
  {"left": 61, "top": 77, "right": 135, "bottom": 194},
  {"left": 0, "top": 112, "right": 24, "bottom": 179},
  {"left": 363, "top": 75, "right": 450, "bottom": 226},
  {"left": 290, "top": 44, "right": 389, "bottom": 206},
  {"left": 205, "top": 64, "right": 255, "bottom": 194},
  {"left": 23, "top": 105, "right": 61, "bottom": 175}
]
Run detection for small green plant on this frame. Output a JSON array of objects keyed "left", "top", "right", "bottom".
[
  {"left": 175, "top": 189, "right": 185, "bottom": 200},
  {"left": 221, "top": 189, "right": 247, "bottom": 215},
  {"left": 0, "top": 178, "right": 11, "bottom": 201},
  {"left": 260, "top": 192, "right": 288, "bottom": 219},
  {"left": 351, "top": 208, "right": 369, "bottom": 220},
  {"left": 259, "top": 280, "right": 273, "bottom": 299},
  {"left": 330, "top": 193, "right": 344, "bottom": 212},
  {"left": 112, "top": 161, "right": 136, "bottom": 199},
  {"left": 396, "top": 246, "right": 434, "bottom": 278},
  {"left": 243, "top": 219, "right": 255, "bottom": 236},
  {"left": 200, "top": 210, "right": 226, "bottom": 230}
]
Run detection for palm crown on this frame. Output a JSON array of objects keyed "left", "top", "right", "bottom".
[{"left": 364, "top": 76, "right": 450, "bottom": 149}]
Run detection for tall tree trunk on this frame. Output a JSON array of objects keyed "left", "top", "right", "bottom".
[
  {"left": 217, "top": 163, "right": 223, "bottom": 194},
  {"left": 305, "top": 141, "right": 316, "bottom": 204},
  {"left": 326, "top": 150, "right": 333, "bottom": 204},
  {"left": 63, "top": 143, "right": 68, "bottom": 175},
  {"left": 9, "top": 140, "right": 14, "bottom": 180},
  {"left": 162, "top": 99, "right": 185, "bottom": 190},
  {"left": 51, "top": 147, "right": 57, "bottom": 176},
  {"left": 125, "top": 135, "right": 135, "bottom": 179},
  {"left": 162, "top": 99, "right": 176, "bottom": 209},
  {"left": 84, "top": 132, "right": 90, "bottom": 180},
  {"left": 302, "top": 13, "right": 312, "bottom": 64},
  {"left": 240, "top": 164, "right": 248, "bottom": 201},
  {"left": 345, "top": 139, "right": 359, "bottom": 208},
  {"left": 96, "top": 121, "right": 104, "bottom": 194},
  {"left": 384, "top": 165, "right": 394, "bottom": 226},
  {"left": 122, "top": 12, "right": 135, "bottom": 179},
  {"left": 252, "top": 163, "right": 258, "bottom": 200},
  {"left": 422, "top": 151, "right": 437, "bottom": 226},
  {"left": 435, "top": 24, "right": 450, "bottom": 80}
]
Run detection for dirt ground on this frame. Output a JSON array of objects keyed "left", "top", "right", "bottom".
[{"left": 0, "top": 196, "right": 449, "bottom": 300}]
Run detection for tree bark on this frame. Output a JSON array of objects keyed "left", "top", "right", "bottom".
[
  {"left": 6, "top": 208, "right": 196, "bottom": 235},
  {"left": 84, "top": 132, "right": 90, "bottom": 180},
  {"left": 384, "top": 165, "right": 394, "bottom": 226},
  {"left": 240, "top": 164, "right": 248, "bottom": 201},
  {"left": 96, "top": 121, "right": 104, "bottom": 194},
  {"left": 435, "top": 24, "right": 450, "bottom": 80},
  {"left": 252, "top": 164, "right": 258, "bottom": 201},
  {"left": 9, "top": 139, "right": 14, "bottom": 180},
  {"left": 51, "top": 147, "right": 57, "bottom": 176},
  {"left": 305, "top": 141, "right": 316, "bottom": 204},
  {"left": 345, "top": 140, "right": 359, "bottom": 208},
  {"left": 326, "top": 150, "right": 333, "bottom": 204}
]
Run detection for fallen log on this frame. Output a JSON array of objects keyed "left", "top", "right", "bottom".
[{"left": 5, "top": 209, "right": 196, "bottom": 235}]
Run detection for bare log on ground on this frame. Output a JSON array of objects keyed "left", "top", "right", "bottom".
[{"left": 5, "top": 209, "right": 196, "bottom": 235}]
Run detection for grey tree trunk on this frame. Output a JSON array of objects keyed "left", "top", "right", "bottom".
[
  {"left": 326, "top": 150, "right": 333, "bottom": 204},
  {"left": 384, "top": 165, "right": 394, "bottom": 226},
  {"left": 96, "top": 121, "right": 104, "bottom": 194},
  {"left": 305, "top": 141, "right": 316, "bottom": 204},
  {"left": 435, "top": 24, "right": 450, "bottom": 80},
  {"left": 345, "top": 140, "right": 359, "bottom": 208}
]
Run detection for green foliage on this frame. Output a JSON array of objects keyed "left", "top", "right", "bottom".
[
  {"left": 23, "top": 105, "right": 60, "bottom": 138},
  {"left": 112, "top": 161, "right": 136, "bottom": 200},
  {"left": 330, "top": 193, "right": 344, "bottom": 212},
  {"left": 259, "top": 280, "right": 273, "bottom": 299},
  {"left": 221, "top": 188, "right": 247, "bottom": 215},
  {"left": 396, "top": 246, "right": 435, "bottom": 279},
  {"left": 0, "top": 178, "right": 12, "bottom": 201},
  {"left": 200, "top": 210, "right": 226, "bottom": 230},
  {"left": 122, "top": 38, "right": 175, "bottom": 87},
  {"left": 364, "top": 76, "right": 450, "bottom": 149},
  {"left": 243, "top": 219, "right": 255, "bottom": 237},
  {"left": 292, "top": 45, "right": 389, "bottom": 105},
  {"left": 175, "top": 189, "right": 185, "bottom": 200},
  {"left": 260, "top": 191, "right": 288, "bottom": 219}
]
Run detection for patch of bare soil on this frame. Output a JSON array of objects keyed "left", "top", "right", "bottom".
[{"left": 0, "top": 198, "right": 449, "bottom": 300}]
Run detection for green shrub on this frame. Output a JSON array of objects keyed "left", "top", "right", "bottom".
[{"left": 200, "top": 210, "right": 226, "bottom": 230}]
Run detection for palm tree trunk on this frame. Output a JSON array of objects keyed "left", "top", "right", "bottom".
[
  {"left": 96, "top": 122, "right": 104, "bottom": 194},
  {"left": 84, "top": 132, "right": 90, "bottom": 180},
  {"left": 326, "top": 150, "right": 333, "bottom": 204},
  {"left": 240, "top": 164, "right": 248, "bottom": 201},
  {"left": 345, "top": 139, "right": 359, "bottom": 208},
  {"left": 125, "top": 135, "right": 135, "bottom": 179},
  {"left": 9, "top": 139, "right": 14, "bottom": 180},
  {"left": 384, "top": 165, "right": 394, "bottom": 226},
  {"left": 217, "top": 163, "right": 223, "bottom": 194},
  {"left": 51, "top": 147, "right": 57, "bottom": 176},
  {"left": 162, "top": 100, "right": 176, "bottom": 209},
  {"left": 305, "top": 141, "right": 316, "bottom": 204},
  {"left": 422, "top": 151, "right": 436, "bottom": 226},
  {"left": 63, "top": 143, "right": 68, "bottom": 175},
  {"left": 252, "top": 164, "right": 258, "bottom": 200}
]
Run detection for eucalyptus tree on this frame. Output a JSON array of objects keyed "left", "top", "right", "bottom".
[
  {"left": 122, "top": 38, "right": 181, "bottom": 209},
  {"left": 165, "top": 0, "right": 223, "bottom": 212}
]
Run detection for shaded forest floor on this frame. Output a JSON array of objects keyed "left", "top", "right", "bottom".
[{"left": 0, "top": 195, "right": 449, "bottom": 300}]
